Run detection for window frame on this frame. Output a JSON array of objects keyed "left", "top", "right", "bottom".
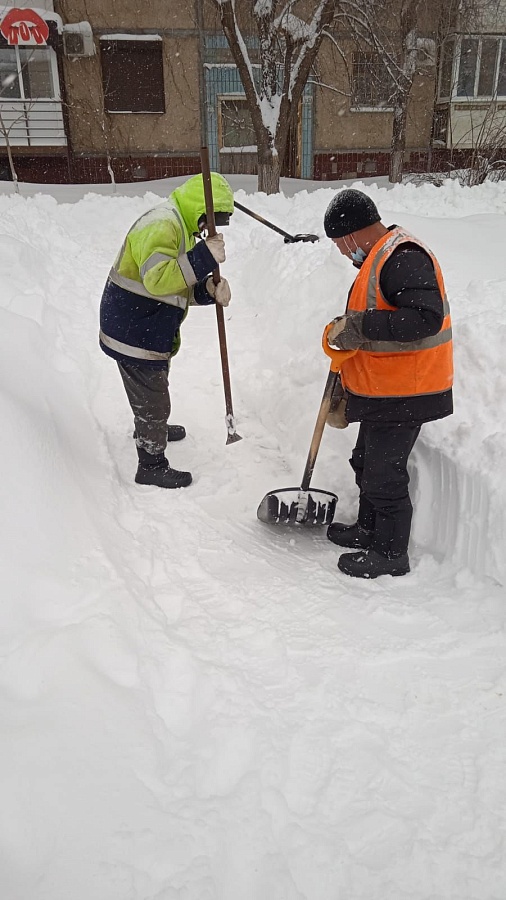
[
  {"left": 217, "top": 93, "right": 257, "bottom": 152},
  {"left": 439, "top": 34, "right": 506, "bottom": 102},
  {"left": 100, "top": 36, "right": 165, "bottom": 115},
  {"left": 0, "top": 44, "right": 60, "bottom": 101},
  {"left": 350, "top": 50, "right": 394, "bottom": 112}
]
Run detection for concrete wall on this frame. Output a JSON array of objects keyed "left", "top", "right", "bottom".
[
  {"left": 313, "top": 14, "right": 438, "bottom": 154},
  {"left": 3, "top": 0, "right": 468, "bottom": 182},
  {"left": 56, "top": 0, "right": 201, "bottom": 155}
]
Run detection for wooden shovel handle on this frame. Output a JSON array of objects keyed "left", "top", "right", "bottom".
[
  {"left": 200, "top": 147, "right": 242, "bottom": 443},
  {"left": 200, "top": 150, "right": 220, "bottom": 286},
  {"left": 300, "top": 369, "right": 339, "bottom": 492}
]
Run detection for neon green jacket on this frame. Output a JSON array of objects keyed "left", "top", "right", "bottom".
[
  {"left": 99, "top": 173, "right": 234, "bottom": 363},
  {"left": 114, "top": 172, "right": 234, "bottom": 300}
]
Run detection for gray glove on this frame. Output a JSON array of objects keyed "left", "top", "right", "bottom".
[
  {"left": 206, "top": 276, "right": 231, "bottom": 307},
  {"left": 205, "top": 233, "right": 226, "bottom": 264},
  {"left": 326, "top": 375, "right": 348, "bottom": 429},
  {"left": 327, "top": 312, "right": 365, "bottom": 350}
]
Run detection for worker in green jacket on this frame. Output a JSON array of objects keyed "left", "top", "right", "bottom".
[{"left": 99, "top": 172, "right": 234, "bottom": 489}]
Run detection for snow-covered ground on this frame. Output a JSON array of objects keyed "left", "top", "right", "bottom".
[{"left": 1, "top": 175, "right": 505, "bottom": 899}]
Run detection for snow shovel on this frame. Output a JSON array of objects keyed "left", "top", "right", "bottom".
[
  {"left": 257, "top": 336, "right": 358, "bottom": 526},
  {"left": 234, "top": 200, "right": 319, "bottom": 244}
]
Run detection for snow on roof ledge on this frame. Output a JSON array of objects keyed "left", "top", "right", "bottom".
[
  {"left": 0, "top": 4, "right": 63, "bottom": 32},
  {"left": 100, "top": 33, "right": 162, "bottom": 41},
  {"left": 63, "top": 22, "right": 93, "bottom": 38}
]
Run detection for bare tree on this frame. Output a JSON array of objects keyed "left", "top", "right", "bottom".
[
  {"left": 207, "top": 0, "right": 443, "bottom": 189},
  {"left": 207, "top": 0, "right": 336, "bottom": 193},
  {"left": 436, "top": 0, "right": 506, "bottom": 184},
  {"left": 0, "top": 49, "right": 42, "bottom": 190},
  {"left": 325, "top": 0, "right": 438, "bottom": 183},
  {"left": 366, "top": 0, "right": 497, "bottom": 183},
  {"left": 0, "top": 109, "right": 20, "bottom": 189},
  {"left": 449, "top": 99, "right": 506, "bottom": 185},
  {"left": 386, "top": 1, "right": 421, "bottom": 183},
  {"left": 322, "top": 0, "right": 495, "bottom": 184}
]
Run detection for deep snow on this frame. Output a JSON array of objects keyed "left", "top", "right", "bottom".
[{"left": 0, "top": 175, "right": 505, "bottom": 900}]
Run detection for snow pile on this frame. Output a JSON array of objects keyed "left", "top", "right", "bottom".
[{"left": 0, "top": 178, "right": 505, "bottom": 899}]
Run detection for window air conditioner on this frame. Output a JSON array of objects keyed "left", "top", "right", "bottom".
[{"left": 63, "top": 22, "right": 95, "bottom": 58}]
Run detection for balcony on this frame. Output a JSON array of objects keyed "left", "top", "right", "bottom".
[{"left": 0, "top": 99, "right": 66, "bottom": 148}]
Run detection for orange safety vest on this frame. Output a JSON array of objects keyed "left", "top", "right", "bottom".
[{"left": 340, "top": 227, "right": 453, "bottom": 398}]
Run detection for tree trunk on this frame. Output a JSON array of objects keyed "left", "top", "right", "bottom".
[
  {"left": 0, "top": 119, "right": 19, "bottom": 191},
  {"left": 282, "top": 114, "right": 300, "bottom": 178},
  {"left": 388, "top": 11, "right": 418, "bottom": 184},
  {"left": 258, "top": 149, "right": 281, "bottom": 194},
  {"left": 389, "top": 97, "right": 408, "bottom": 183}
]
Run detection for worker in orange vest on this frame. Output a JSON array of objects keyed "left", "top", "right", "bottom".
[{"left": 323, "top": 189, "right": 453, "bottom": 578}]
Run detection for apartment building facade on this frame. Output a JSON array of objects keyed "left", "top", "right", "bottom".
[{"left": 0, "top": 0, "right": 503, "bottom": 184}]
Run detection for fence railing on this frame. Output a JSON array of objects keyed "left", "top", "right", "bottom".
[{"left": 0, "top": 99, "right": 66, "bottom": 147}]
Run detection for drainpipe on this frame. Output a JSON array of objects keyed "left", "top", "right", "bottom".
[
  {"left": 195, "top": 0, "right": 208, "bottom": 147},
  {"left": 55, "top": 28, "right": 74, "bottom": 183}
]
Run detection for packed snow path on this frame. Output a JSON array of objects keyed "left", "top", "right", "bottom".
[{"left": 1, "top": 181, "right": 505, "bottom": 899}]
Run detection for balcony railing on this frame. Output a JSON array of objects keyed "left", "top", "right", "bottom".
[{"left": 0, "top": 99, "right": 66, "bottom": 147}]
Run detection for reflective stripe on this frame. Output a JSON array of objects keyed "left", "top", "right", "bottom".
[
  {"left": 170, "top": 206, "right": 201, "bottom": 287},
  {"left": 108, "top": 269, "right": 188, "bottom": 310},
  {"left": 348, "top": 385, "right": 452, "bottom": 400},
  {"left": 172, "top": 207, "right": 187, "bottom": 254},
  {"left": 109, "top": 205, "right": 191, "bottom": 309},
  {"left": 362, "top": 229, "right": 452, "bottom": 350},
  {"left": 140, "top": 252, "right": 173, "bottom": 279},
  {"left": 366, "top": 272, "right": 377, "bottom": 309},
  {"left": 100, "top": 330, "right": 171, "bottom": 361},
  {"left": 362, "top": 325, "right": 453, "bottom": 354},
  {"left": 177, "top": 250, "right": 198, "bottom": 287},
  {"left": 341, "top": 227, "right": 453, "bottom": 398},
  {"left": 365, "top": 229, "right": 451, "bottom": 314},
  {"left": 113, "top": 236, "right": 128, "bottom": 269}
]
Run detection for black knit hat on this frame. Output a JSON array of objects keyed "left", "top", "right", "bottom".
[{"left": 324, "top": 189, "right": 380, "bottom": 238}]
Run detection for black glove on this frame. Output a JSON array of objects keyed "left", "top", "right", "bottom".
[{"left": 327, "top": 312, "right": 365, "bottom": 350}]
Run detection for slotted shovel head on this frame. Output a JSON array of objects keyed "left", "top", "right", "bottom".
[
  {"left": 257, "top": 487, "right": 337, "bottom": 526},
  {"left": 256, "top": 369, "right": 339, "bottom": 527}
]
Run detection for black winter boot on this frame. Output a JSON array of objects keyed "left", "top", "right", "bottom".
[
  {"left": 135, "top": 447, "right": 192, "bottom": 489},
  {"left": 133, "top": 425, "right": 186, "bottom": 442},
  {"left": 327, "top": 521, "right": 373, "bottom": 549},
  {"left": 167, "top": 424, "right": 186, "bottom": 442},
  {"left": 337, "top": 549, "right": 410, "bottom": 579}
]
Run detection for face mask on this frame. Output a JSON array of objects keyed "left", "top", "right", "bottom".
[
  {"left": 214, "top": 212, "right": 231, "bottom": 227},
  {"left": 351, "top": 246, "right": 367, "bottom": 265},
  {"left": 344, "top": 235, "right": 367, "bottom": 266}
]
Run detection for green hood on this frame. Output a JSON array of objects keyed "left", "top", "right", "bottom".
[{"left": 170, "top": 173, "right": 234, "bottom": 235}]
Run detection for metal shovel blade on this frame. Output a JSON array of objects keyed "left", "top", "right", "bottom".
[
  {"left": 257, "top": 487, "right": 338, "bottom": 526},
  {"left": 283, "top": 233, "right": 319, "bottom": 244}
]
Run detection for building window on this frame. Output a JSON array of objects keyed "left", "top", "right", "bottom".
[
  {"left": 0, "top": 45, "right": 64, "bottom": 146},
  {"left": 440, "top": 35, "right": 506, "bottom": 100},
  {"left": 457, "top": 38, "right": 480, "bottom": 96},
  {"left": 218, "top": 96, "right": 256, "bottom": 150},
  {"left": 100, "top": 37, "right": 165, "bottom": 113},
  {"left": 432, "top": 106, "right": 449, "bottom": 145},
  {"left": 351, "top": 51, "right": 394, "bottom": 110},
  {"left": 439, "top": 39, "right": 456, "bottom": 99},
  {"left": 0, "top": 46, "right": 57, "bottom": 100}
]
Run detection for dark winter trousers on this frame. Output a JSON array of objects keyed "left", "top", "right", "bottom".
[
  {"left": 350, "top": 422, "right": 421, "bottom": 558},
  {"left": 117, "top": 361, "right": 171, "bottom": 455}
]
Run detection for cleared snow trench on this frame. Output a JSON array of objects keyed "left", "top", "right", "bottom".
[{"left": 410, "top": 441, "right": 503, "bottom": 586}]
